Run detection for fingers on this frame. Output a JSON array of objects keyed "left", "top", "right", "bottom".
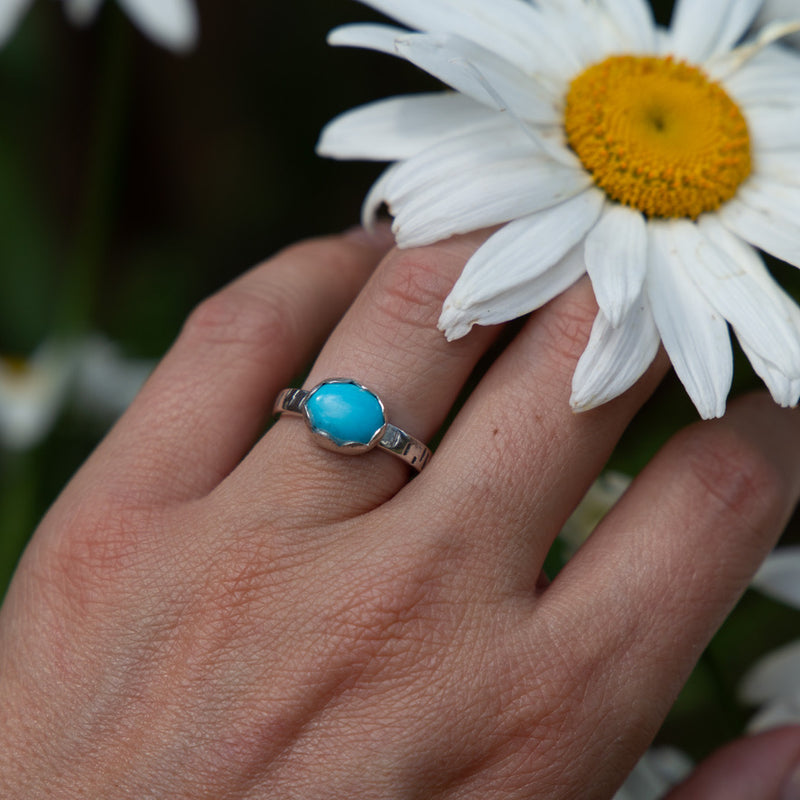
[
  {"left": 541, "top": 394, "right": 800, "bottom": 739},
  {"left": 402, "top": 278, "right": 668, "bottom": 586},
  {"left": 70, "top": 228, "right": 394, "bottom": 505},
  {"left": 232, "top": 231, "right": 498, "bottom": 521},
  {"left": 665, "top": 727, "right": 800, "bottom": 800}
]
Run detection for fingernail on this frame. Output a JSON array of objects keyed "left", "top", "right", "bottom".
[
  {"left": 782, "top": 763, "right": 800, "bottom": 800},
  {"left": 344, "top": 222, "right": 395, "bottom": 250}
]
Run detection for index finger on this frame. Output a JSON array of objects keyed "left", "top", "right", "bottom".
[{"left": 66, "top": 228, "right": 394, "bottom": 507}]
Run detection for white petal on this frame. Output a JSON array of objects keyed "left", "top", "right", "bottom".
[
  {"left": 740, "top": 640, "right": 800, "bottom": 705},
  {"left": 117, "top": 0, "right": 198, "bottom": 51},
  {"left": 678, "top": 217, "right": 800, "bottom": 376},
  {"left": 355, "top": 0, "right": 532, "bottom": 30},
  {"left": 384, "top": 129, "right": 592, "bottom": 248},
  {"left": 669, "top": 0, "right": 762, "bottom": 62},
  {"left": 73, "top": 335, "right": 154, "bottom": 421},
  {"left": 756, "top": 0, "right": 800, "bottom": 48},
  {"left": 0, "top": 0, "right": 32, "bottom": 47},
  {"left": 655, "top": 27, "right": 674, "bottom": 56},
  {"left": 696, "top": 215, "right": 800, "bottom": 394},
  {"left": 645, "top": 222, "right": 733, "bottom": 419},
  {"left": 0, "top": 341, "right": 80, "bottom": 451},
  {"left": 317, "top": 92, "right": 498, "bottom": 162},
  {"left": 701, "top": 211, "right": 800, "bottom": 330},
  {"left": 328, "top": 23, "right": 409, "bottom": 56},
  {"left": 615, "top": 748, "right": 693, "bottom": 800},
  {"left": 360, "top": 163, "right": 401, "bottom": 230},
  {"left": 708, "top": 19, "right": 800, "bottom": 80},
  {"left": 384, "top": 124, "right": 531, "bottom": 202},
  {"left": 719, "top": 194, "right": 800, "bottom": 269},
  {"left": 754, "top": 151, "right": 800, "bottom": 187},
  {"left": 63, "top": 0, "right": 104, "bottom": 25},
  {"left": 738, "top": 338, "right": 800, "bottom": 406},
  {"left": 597, "top": 0, "right": 657, "bottom": 52},
  {"left": 351, "top": 0, "right": 572, "bottom": 77},
  {"left": 584, "top": 204, "right": 647, "bottom": 327},
  {"left": 738, "top": 176, "right": 800, "bottom": 224},
  {"left": 394, "top": 164, "right": 575, "bottom": 248},
  {"left": 752, "top": 547, "right": 800, "bottom": 607},
  {"left": 571, "top": 301, "right": 661, "bottom": 412},
  {"left": 747, "top": 696, "right": 800, "bottom": 734},
  {"left": 535, "top": 1, "right": 619, "bottom": 66},
  {"left": 722, "top": 45, "right": 800, "bottom": 108},
  {"left": 444, "top": 189, "right": 604, "bottom": 303},
  {"left": 746, "top": 105, "right": 800, "bottom": 151},
  {"left": 438, "top": 241, "right": 588, "bottom": 340},
  {"left": 394, "top": 32, "right": 560, "bottom": 123},
  {"left": 392, "top": 162, "right": 592, "bottom": 249}
]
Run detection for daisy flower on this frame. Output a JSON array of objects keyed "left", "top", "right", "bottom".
[
  {"left": 0, "top": 335, "right": 153, "bottom": 452},
  {"left": 318, "top": 0, "right": 800, "bottom": 418},
  {"left": 0, "top": 0, "right": 199, "bottom": 52}
]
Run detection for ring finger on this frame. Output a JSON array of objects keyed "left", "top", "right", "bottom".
[{"left": 230, "top": 230, "right": 500, "bottom": 523}]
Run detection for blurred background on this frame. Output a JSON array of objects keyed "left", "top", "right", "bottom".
[{"left": 1, "top": 0, "right": 799, "bottom": 771}]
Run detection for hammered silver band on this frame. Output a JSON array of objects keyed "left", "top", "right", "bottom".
[{"left": 273, "top": 380, "right": 431, "bottom": 472}]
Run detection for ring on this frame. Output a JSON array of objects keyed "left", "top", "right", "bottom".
[{"left": 273, "top": 378, "right": 431, "bottom": 472}]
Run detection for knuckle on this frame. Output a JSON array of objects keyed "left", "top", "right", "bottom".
[
  {"left": 41, "top": 495, "right": 161, "bottom": 608},
  {"left": 681, "top": 422, "right": 785, "bottom": 532},
  {"left": 279, "top": 233, "right": 363, "bottom": 271},
  {"left": 536, "top": 284, "right": 598, "bottom": 372},
  {"left": 327, "top": 551, "right": 456, "bottom": 666},
  {"left": 370, "top": 248, "right": 453, "bottom": 332},
  {"left": 181, "top": 286, "right": 295, "bottom": 356}
]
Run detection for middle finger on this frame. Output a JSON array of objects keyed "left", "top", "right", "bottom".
[{"left": 411, "top": 278, "right": 668, "bottom": 589}]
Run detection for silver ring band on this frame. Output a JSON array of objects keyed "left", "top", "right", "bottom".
[{"left": 273, "top": 379, "right": 431, "bottom": 472}]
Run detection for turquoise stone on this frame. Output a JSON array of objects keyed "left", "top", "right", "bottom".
[{"left": 305, "top": 381, "right": 385, "bottom": 447}]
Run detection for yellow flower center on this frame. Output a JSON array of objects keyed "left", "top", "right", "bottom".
[
  {"left": 0, "top": 355, "right": 31, "bottom": 377},
  {"left": 564, "top": 55, "right": 751, "bottom": 218}
]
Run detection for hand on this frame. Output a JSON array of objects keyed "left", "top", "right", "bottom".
[{"left": 2, "top": 227, "right": 799, "bottom": 799}]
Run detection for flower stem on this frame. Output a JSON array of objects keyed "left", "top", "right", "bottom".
[{"left": 0, "top": 451, "right": 38, "bottom": 599}]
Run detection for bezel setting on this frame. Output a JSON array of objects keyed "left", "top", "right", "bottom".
[{"left": 302, "top": 378, "right": 388, "bottom": 455}]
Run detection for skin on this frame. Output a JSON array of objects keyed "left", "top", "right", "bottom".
[{"left": 0, "top": 227, "right": 799, "bottom": 799}]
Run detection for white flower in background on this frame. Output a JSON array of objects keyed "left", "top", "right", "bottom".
[
  {"left": 757, "top": 0, "right": 800, "bottom": 48},
  {"left": 0, "top": 0, "right": 198, "bottom": 52},
  {"left": 752, "top": 545, "right": 800, "bottom": 606},
  {"left": 0, "top": 341, "right": 80, "bottom": 451},
  {"left": 741, "top": 641, "right": 800, "bottom": 732},
  {"left": 0, "top": 335, "right": 153, "bottom": 452},
  {"left": 62, "top": 0, "right": 198, "bottom": 52},
  {"left": 319, "top": 0, "right": 800, "bottom": 419},
  {"left": 613, "top": 747, "right": 692, "bottom": 800},
  {"left": 740, "top": 547, "right": 800, "bottom": 732},
  {"left": 559, "top": 469, "right": 631, "bottom": 556},
  {"left": 71, "top": 334, "right": 154, "bottom": 423},
  {"left": 0, "top": 0, "right": 31, "bottom": 48}
]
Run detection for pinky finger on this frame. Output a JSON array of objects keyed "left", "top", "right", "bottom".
[
  {"left": 541, "top": 394, "right": 800, "bottom": 740},
  {"left": 664, "top": 727, "right": 800, "bottom": 800}
]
